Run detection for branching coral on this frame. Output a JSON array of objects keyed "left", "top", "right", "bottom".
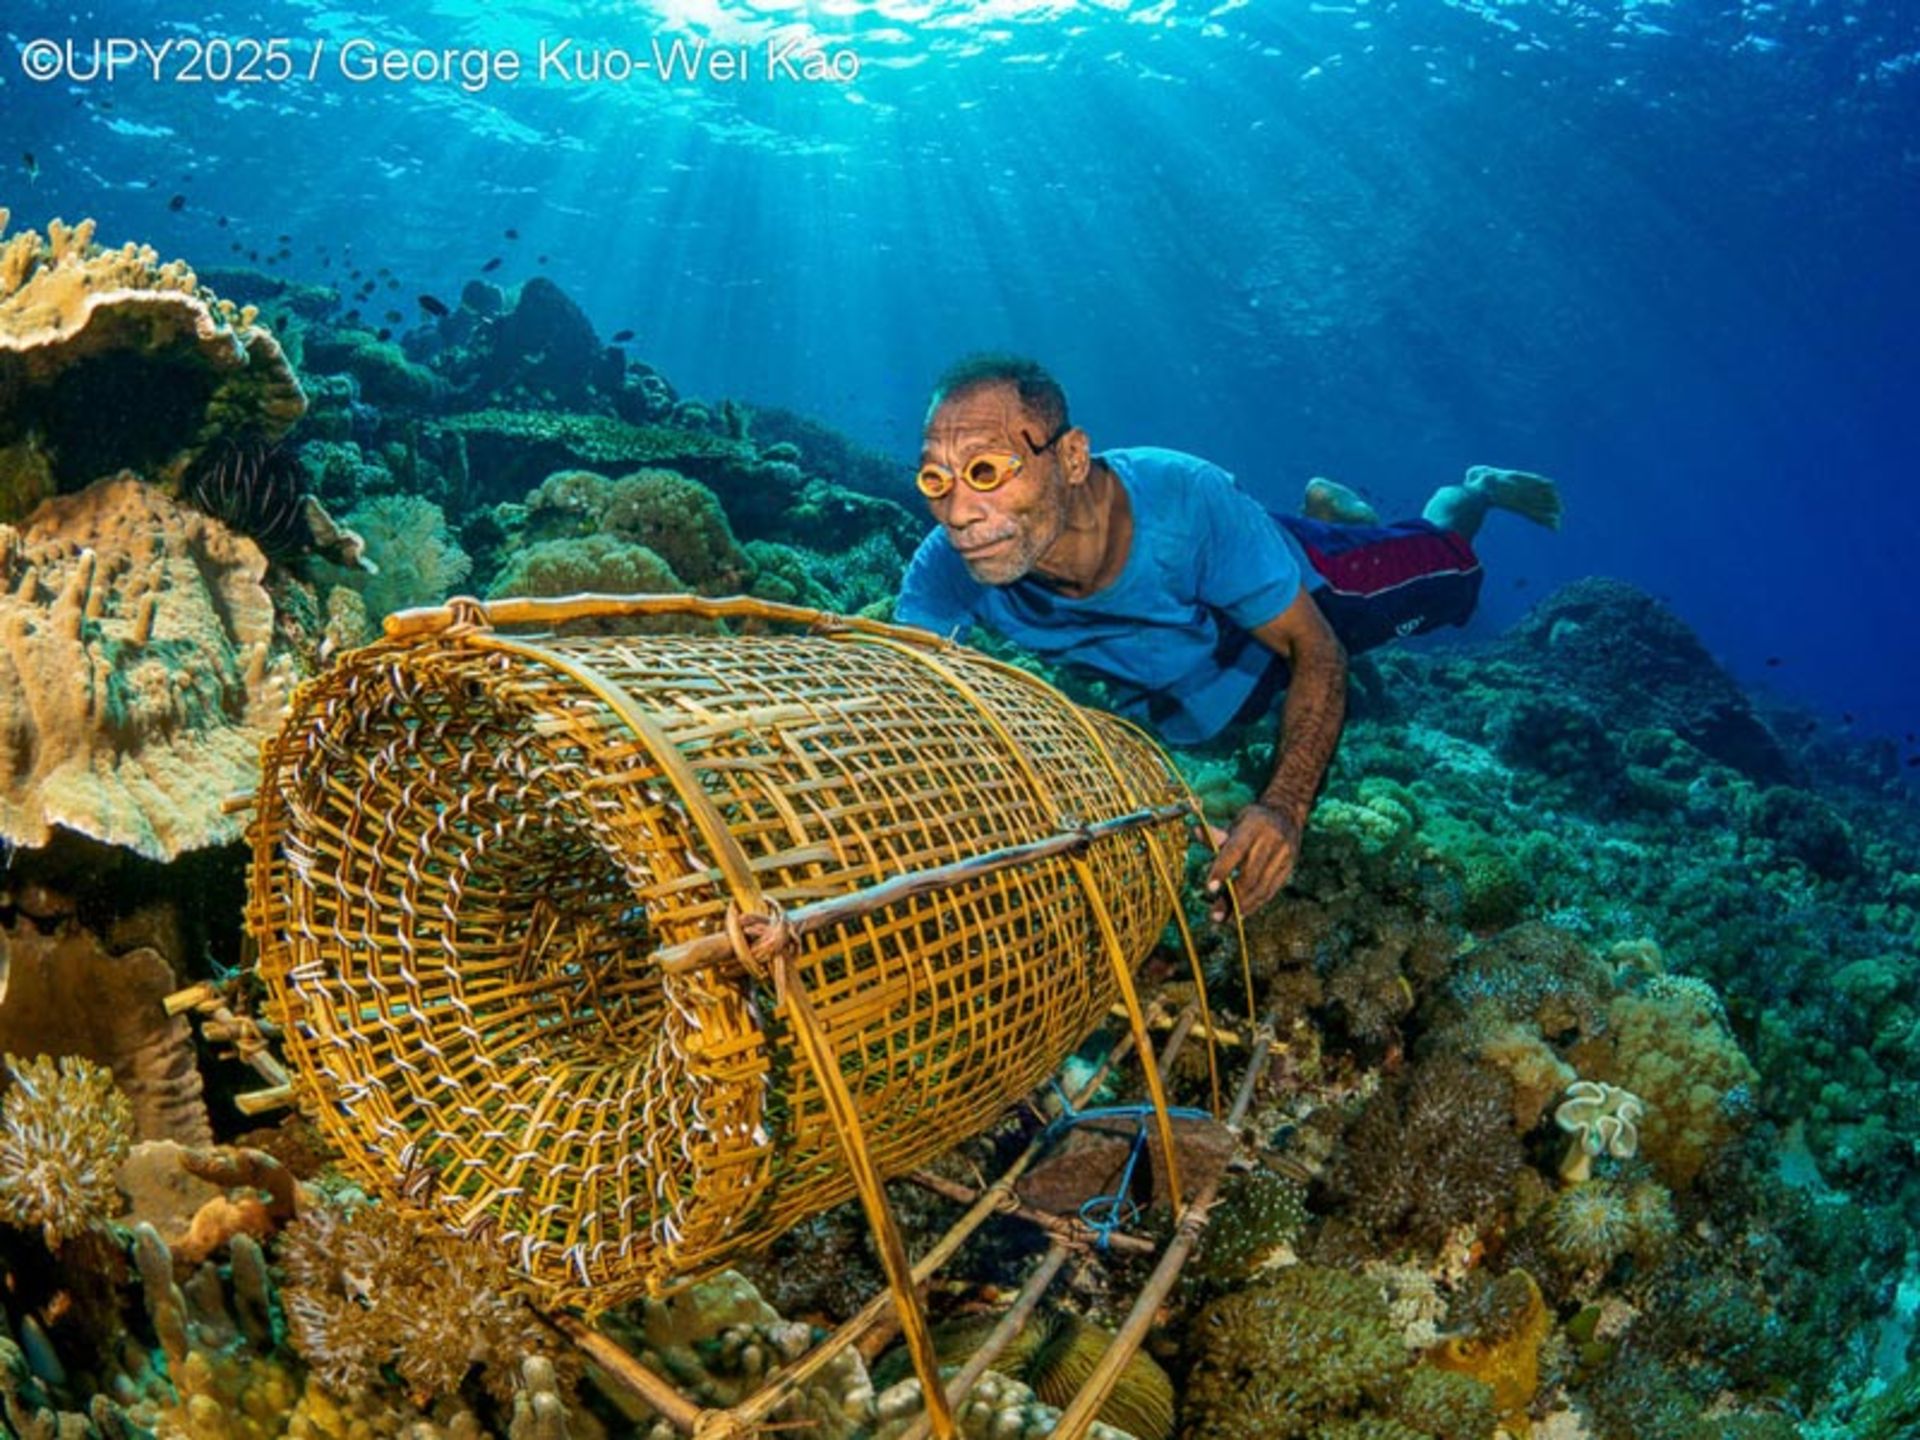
[
  {"left": 1335, "top": 1054, "right": 1523, "bottom": 1251},
  {"left": 0, "top": 1053, "right": 134, "bottom": 1248},
  {"left": 278, "top": 1198, "right": 579, "bottom": 1407}
]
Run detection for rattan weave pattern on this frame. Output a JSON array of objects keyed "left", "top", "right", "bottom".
[{"left": 246, "top": 599, "right": 1191, "bottom": 1311}]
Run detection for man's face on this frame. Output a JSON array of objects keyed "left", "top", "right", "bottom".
[{"left": 920, "top": 383, "right": 1072, "bottom": 586}]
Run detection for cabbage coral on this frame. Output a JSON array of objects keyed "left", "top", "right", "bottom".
[
  {"left": 1554, "top": 1079, "right": 1646, "bottom": 1184},
  {"left": 0, "top": 1053, "right": 134, "bottom": 1248}
]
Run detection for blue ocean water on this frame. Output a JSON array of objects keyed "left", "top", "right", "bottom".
[{"left": 4, "top": 0, "right": 1917, "bottom": 759}]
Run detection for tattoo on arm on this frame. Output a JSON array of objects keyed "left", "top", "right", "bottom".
[{"left": 1260, "top": 641, "right": 1347, "bottom": 823}]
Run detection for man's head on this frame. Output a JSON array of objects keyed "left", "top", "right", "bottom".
[{"left": 919, "top": 354, "right": 1092, "bottom": 586}]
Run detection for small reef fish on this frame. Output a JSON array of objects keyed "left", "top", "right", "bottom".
[
  {"left": 418, "top": 294, "right": 450, "bottom": 317},
  {"left": 481, "top": 257, "right": 503, "bottom": 273},
  {"left": 168, "top": 193, "right": 186, "bottom": 211},
  {"left": 505, "top": 227, "right": 519, "bottom": 239},
  {"left": 611, "top": 329, "right": 635, "bottom": 343},
  {"left": 23, "top": 151, "right": 38, "bottom": 184}
]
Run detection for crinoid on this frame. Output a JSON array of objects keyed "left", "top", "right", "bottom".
[{"left": 182, "top": 432, "right": 317, "bottom": 561}]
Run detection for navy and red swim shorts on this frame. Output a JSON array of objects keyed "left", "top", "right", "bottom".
[
  {"left": 1278, "top": 514, "right": 1484, "bottom": 656},
  {"left": 1230, "top": 515, "right": 1484, "bottom": 727}
]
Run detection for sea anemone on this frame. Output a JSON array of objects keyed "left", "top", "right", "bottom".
[{"left": 1544, "top": 1181, "right": 1634, "bottom": 1271}]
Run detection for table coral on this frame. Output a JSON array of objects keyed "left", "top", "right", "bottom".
[
  {"left": 0, "top": 474, "right": 295, "bottom": 859},
  {"left": 0, "top": 212, "right": 305, "bottom": 520}
]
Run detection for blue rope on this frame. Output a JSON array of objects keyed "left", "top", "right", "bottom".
[{"left": 1043, "top": 1080, "right": 1210, "bottom": 1250}]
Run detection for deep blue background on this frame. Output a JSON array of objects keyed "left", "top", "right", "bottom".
[{"left": 5, "top": 0, "right": 1916, "bottom": 754}]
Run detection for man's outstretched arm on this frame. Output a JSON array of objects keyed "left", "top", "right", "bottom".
[{"left": 1205, "top": 587, "right": 1347, "bottom": 920}]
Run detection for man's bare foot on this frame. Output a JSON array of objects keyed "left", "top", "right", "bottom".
[
  {"left": 1303, "top": 476, "right": 1381, "bottom": 526},
  {"left": 1463, "top": 466, "right": 1563, "bottom": 531}
]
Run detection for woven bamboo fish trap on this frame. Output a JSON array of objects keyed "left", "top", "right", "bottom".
[{"left": 244, "top": 593, "right": 1212, "bottom": 1329}]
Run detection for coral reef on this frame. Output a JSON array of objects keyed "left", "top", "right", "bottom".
[
  {"left": 1190, "top": 1167, "right": 1310, "bottom": 1287},
  {"left": 1537, "top": 1176, "right": 1674, "bottom": 1277},
  {"left": 1181, "top": 1263, "right": 1497, "bottom": 1438},
  {"left": 1553, "top": 1080, "right": 1645, "bottom": 1184},
  {"left": 1483, "top": 578, "right": 1791, "bottom": 782},
  {"left": 1426, "top": 1269, "right": 1551, "bottom": 1428},
  {"left": 484, "top": 532, "right": 684, "bottom": 606},
  {"left": 519, "top": 465, "right": 747, "bottom": 591},
  {"left": 871, "top": 1367, "right": 1139, "bottom": 1440},
  {"left": 330, "top": 492, "right": 471, "bottom": 623},
  {"left": 277, "top": 1196, "right": 579, "bottom": 1407},
  {"left": 0, "top": 1052, "right": 133, "bottom": 1248},
  {"left": 0, "top": 917, "right": 210, "bottom": 1143},
  {"left": 600, "top": 1269, "right": 873, "bottom": 1439},
  {"left": 0, "top": 474, "right": 294, "bottom": 859},
  {"left": 1334, "top": 1053, "right": 1524, "bottom": 1252},
  {"left": 1181, "top": 1264, "right": 1408, "bottom": 1438},
  {"left": 878, "top": 1309, "right": 1174, "bottom": 1440},
  {"left": 0, "top": 213, "right": 305, "bottom": 519},
  {"left": 430, "top": 408, "right": 759, "bottom": 509},
  {"left": 0, "top": 202, "right": 1912, "bottom": 1439},
  {"left": 1585, "top": 983, "right": 1757, "bottom": 1191},
  {"left": 181, "top": 434, "right": 362, "bottom": 567}
]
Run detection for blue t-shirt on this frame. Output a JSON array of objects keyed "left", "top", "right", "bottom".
[{"left": 895, "top": 447, "right": 1304, "bottom": 745}]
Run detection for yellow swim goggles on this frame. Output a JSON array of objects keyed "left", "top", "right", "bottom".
[{"left": 915, "top": 422, "right": 1070, "bottom": 500}]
